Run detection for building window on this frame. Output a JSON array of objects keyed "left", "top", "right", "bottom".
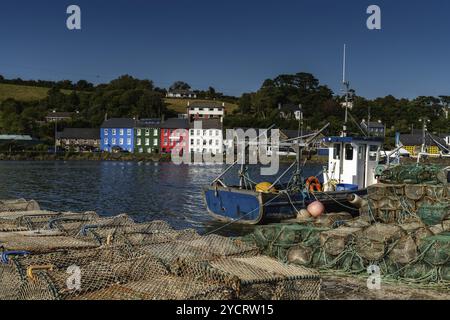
[
  {"left": 112, "top": 138, "right": 116, "bottom": 145},
  {"left": 127, "top": 138, "right": 131, "bottom": 145},
  {"left": 127, "top": 129, "right": 132, "bottom": 135},
  {"left": 139, "top": 148, "right": 143, "bottom": 153},
  {"left": 137, "top": 138, "right": 141, "bottom": 146},
  {"left": 153, "top": 139, "right": 158, "bottom": 146},
  {"left": 104, "top": 129, "right": 108, "bottom": 135},
  {"left": 145, "top": 129, "right": 150, "bottom": 136},
  {"left": 154, "top": 129, "right": 158, "bottom": 136},
  {"left": 145, "top": 138, "right": 150, "bottom": 146},
  {"left": 119, "top": 138, "right": 124, "bottom": 145},
  {"left": 119, "top": 129, "right": 124, "bottom": 136},
  {"left": 137, "top": 129, "right": 141, "bottom": 136},
  {"left": 112, "top": 129, "right": 116, "bottom": 135},
  {"left": 103, "top": 138, "right": 108, "bottom": 145}
]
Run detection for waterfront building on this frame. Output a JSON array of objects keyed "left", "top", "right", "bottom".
[
  {"left": 56, "top": 128, "right": 100, "bottom": 152},
  {"left": 45, "top": 112, "right": 74, "bottom": 123},
  {"left": 187, "top": 102, "right": 225, "bottom": 124},
  {"left": 400, "top": 133, "right": 446, "bottom": 156},
  {"left": 166, "top": 90, "right": 197, "bottom": 99},
  {"left": 189, "top": 119, "right": 223, "bottom": 155},
  {"left": 159, "top": 118, "right": 189, "bottom": 154},
  {"left": 100, "top": 118, "right": 136, "bottom": 153},
  {"left": 278, "top": 103, "right": 303, "bottom": 121},
  {"left": 135, "top": 119, "right": 161, "bottom": 154},
  {"left": 360, "top": 120, "right": 386, "bottom": 137}
]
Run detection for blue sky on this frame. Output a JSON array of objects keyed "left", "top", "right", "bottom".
[{"left": 0, "top": 0, "right": 449, "bottom": 98}]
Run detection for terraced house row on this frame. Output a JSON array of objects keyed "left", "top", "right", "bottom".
[{"left": 99, "top": 102, "right": 225, "bottom": 154}]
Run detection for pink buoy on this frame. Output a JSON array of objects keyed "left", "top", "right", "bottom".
[{"left": 307, "top": 201, "right": 325, "bottom": 218}]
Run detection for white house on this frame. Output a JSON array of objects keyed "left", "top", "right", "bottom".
[
  {"left": 187, "top": 102, "right": 225, "bottom": 124},
  {"left": 189, "top": 119, "right": 223, "bottom": 155},
  {"left": 166, "top": 90, "right": 197, "bottom": 99}
]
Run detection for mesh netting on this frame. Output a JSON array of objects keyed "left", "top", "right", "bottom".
[
  {"left": 0, "top": 199, "right": 40, "bottom": 212},
  {"left": 0, "top": 204, "right": 320, "bottom": 300}
]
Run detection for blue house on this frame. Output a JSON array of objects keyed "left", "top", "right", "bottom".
[{"left": 100, "top": 118, "right": 136, "bottom": 153}]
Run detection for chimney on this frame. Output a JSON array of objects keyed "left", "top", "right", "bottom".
[
  {"left": 222, "top": 102, "right": 225, "bottom": 107},
  {"left": 161, "top": 114, "right": 165, "bottom": 123},
  {"left": 104, "top": 113, "right": 108, "bottom": 121},
  {"left": 278, "top": 103, "right": 282, "bottom": 110}
]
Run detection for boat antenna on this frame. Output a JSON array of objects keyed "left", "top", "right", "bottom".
[{"left": 341, "top": 44, "right": 352, "bottom": 137}]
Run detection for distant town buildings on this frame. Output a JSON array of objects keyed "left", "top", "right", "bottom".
[
  {"left": 189, "top": 119, "right": 223, "bottom": 155},
  {"left": 100, "top": 118, "right": 136, "bottom": 153},
  {"left": 399, "top": 132, "right": 446, "bottom": 156},
  {"left": 56, "top": 128, "right": 100, "bottom": 152},
  {"left": 166, "top": 90, "right": 197, "bottom": 99},
  {"left": 159, "top": 118, "right": 189, "bottom": 154},
  {"left": 278, "top": 103, "right": 303, "bottom": 121},
  {"left": 45, "top": 112, "right": 75, "bottom": 123},
  {"left": 360, "top": 120, "right": 386, "bottom": 137},
  {"left": 135, "top": 119, "right": 161, "bottom": 154},
  {"left": 187, "top": 102, "right": 225, "bottom": 123}
]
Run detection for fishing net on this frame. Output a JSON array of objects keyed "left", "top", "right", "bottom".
[
  {"left": 174, "top": 255, "right": 321, "bottom": 300},
  {"left": 0, "top": 199, "right": 40, "bottom": 212},
  {"left": 417, "top": 203, "right": 450, "bottom": 226},
  {"left": 377, "top": 164, "right": 445, "bottom": 185},
  {"left": 243, "top": 224, "right": 329, "bottom": 261}
]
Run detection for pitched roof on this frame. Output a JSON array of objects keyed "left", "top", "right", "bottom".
[
  {"left": 279, "top": 103, "right": 302, "bottom": 112},
  {"left": 160, "top": 118, "right": 189, "bottom": 129},
  {"left": 101, "top": 118, "right": 136, "bottom": 128},
  {"left": 361, "top": 121, "right": 385, "bottom": 129},
  {"left": 56, "top": 128, "right": 100, "bottom": 140},
  {"left": 136, "top": 118, "right": 161, "bottom": 128},
  {"left": 46, "top": 112, "right": 74, "bottom": 118},
  {"left": 189, "top": 119, "right": 222, "bottom": 130},
  {"left": 400, "top": 133, "right": 446, "bottom": 147},
  {"left": 0, "top": 135, "right": 33, "bottom": 141},
  {"left": 188, "top": 102, "right": 224, "bottom": 109}
]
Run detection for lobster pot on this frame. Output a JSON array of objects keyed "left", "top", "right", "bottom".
[
  {"left": 182, "top": 234, "right": 259, "bottom": 258},
  {"left": 71, "top": 275, "right": 234, "bottom": 300},
  {"left": 319, "top": 227, "right": 362, "bottom": 257},
  {"left": 0, "top": 210, "right": 60, "bottom": 230},
  {"left": 388, "top": 236, "right": 418, "bottom": 265},
  {"left": 420, "top": 232, "right": 450, "bottom": 266},
  {"left": 0, "top": 199, "right": 40, "bottom": 212},
  {"left": 417, "top": 203, "right": 450, "bottom": 226},
  {"left": 175, "top": 256, "right": 321, "bottom": 300},
  {"left": 0, "top": 262, "right": 58, "bottom": 300},
  {"left": 45, "top": 212, "right": 99, "bottom": 236},
  {"left": 0, "top": 230, "right": 99, "bottom": 254},
  {"left": 354, "top": 224, "right": 405, "bottom": 262},
  {"left": 244, "top": 224, "right": 328, "bottom": 260}
]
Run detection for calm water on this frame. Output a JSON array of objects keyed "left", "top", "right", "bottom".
[{"left": 0, "top": 161, "right": 322, "bottom": 235}]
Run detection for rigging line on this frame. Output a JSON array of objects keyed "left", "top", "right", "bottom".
[
  {"left": 347, "top": 110, "right": 368, "bottom": 137},
  {"left": 203, "top": 193, "right": 283, "bottom": 236}
]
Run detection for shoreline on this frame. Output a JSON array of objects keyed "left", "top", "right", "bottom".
[{"left": 0, "top": 152, "right": 330, "bottom": 165}]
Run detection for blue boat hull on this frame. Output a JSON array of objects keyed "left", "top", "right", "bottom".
[{"left": 203, "top": 185, "right": 367, "bottom": 225}]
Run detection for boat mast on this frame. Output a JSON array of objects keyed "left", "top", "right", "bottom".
[{"left": 342, "top": 44, "right": 351, "bottom": 137}]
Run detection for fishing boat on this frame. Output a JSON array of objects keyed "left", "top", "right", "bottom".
[
  {"left": 203, "top": 45, "right": 385, "bottom": 225},
  {"left": 203, "top": 133, "right": 383, "bottom": 224}
]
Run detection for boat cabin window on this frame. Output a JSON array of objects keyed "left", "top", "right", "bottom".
[
  {"left": 333, "top": 144, "right": 341, "bottom": 160},
  {"left": 345, "top": 144, "right": 354, "bottom": 160},
  {"left": 369, "top": 145, "right": 379, "bottom": 161}
]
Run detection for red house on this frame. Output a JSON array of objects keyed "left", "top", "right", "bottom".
[{"left": 160, "top": 118, "right": 189, "bottom": 154}]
